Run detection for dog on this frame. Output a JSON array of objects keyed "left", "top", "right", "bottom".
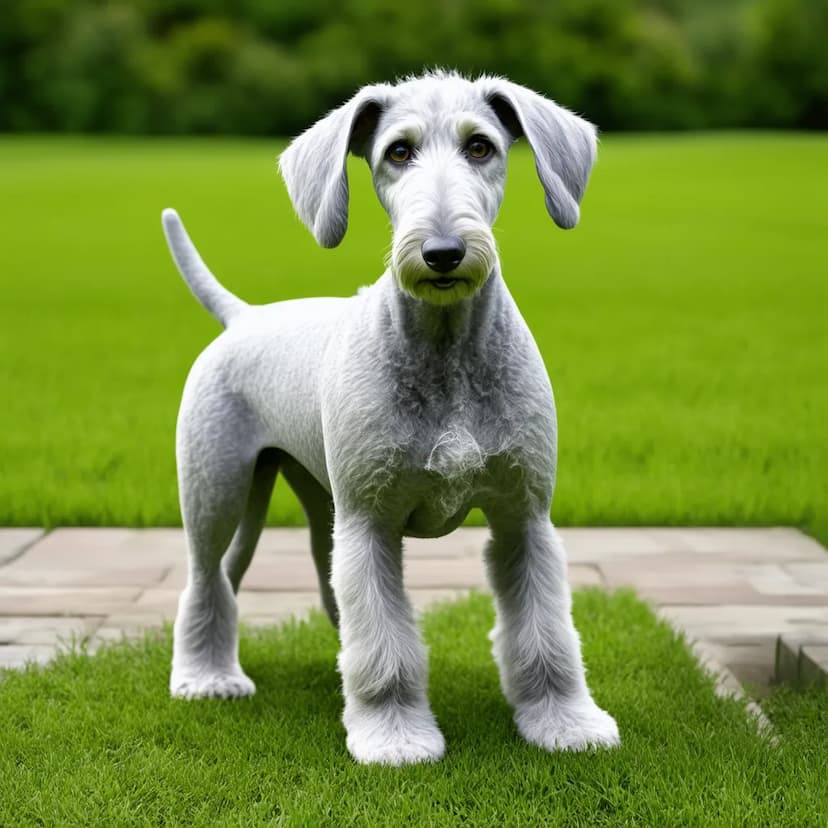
[{"left": 161, "top": 70, "right": 619, "bottom": 765}]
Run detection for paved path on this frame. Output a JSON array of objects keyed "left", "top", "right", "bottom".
[{"left": 2, "top": 527, "right": 827, "bottom": 694}]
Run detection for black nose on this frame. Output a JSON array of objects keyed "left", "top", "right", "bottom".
[{"left": 421, "top": 236, "right": 466, "bottom": 273}]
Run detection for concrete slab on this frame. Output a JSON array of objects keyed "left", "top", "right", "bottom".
[
  {"left": 0, "top": 586, "right": 143, "bottom": 617},
  {"left": 668, "top": 528, "right": 828, "bottom": 560},
  {"left": 782, "top": 562, "right": 828, "bottom": 591},
  {"left": 10, "top": 528, "right": 183, "bottom": 567},
  {"left": 0, "top": 566, "right": 172, "bottom": 588},
  {"left": 0, "top": 616, "right": 100, "bottom": 645},
  {"left": 0, "top": 528, "right": 178, "bottom": 587},
  {"left": 0, "top": 644, "right": 59, "bottom": 669},
  {"left": 800, "top": 645, "right": 828, "bottom": 687},
  {"left": 775, "top": 630, "right": 828, "bottom": 686},
  {"left": 0, "top": 528, "right": 44, "bottom": 566},
  {"left": 238, "top": 591, "right": 321, "bottom": 620},
  {"left": 659, "top": 604, "right": 828, "bottom": 639}
]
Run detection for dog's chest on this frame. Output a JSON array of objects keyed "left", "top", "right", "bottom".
[
  {"left": 384, "top": 360, "right": 519, "bottom": 535},
  {"left": 398, "top": 420, "right": 514, "bottom": 537}
]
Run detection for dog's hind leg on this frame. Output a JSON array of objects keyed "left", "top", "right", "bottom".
[
  {"left": 171, "top": 386, "right": 263, "bottom": 700},
  {"left": 280, "top": 456, "right": 338, "bottom": 628},
  {"left": 223, "top": 448, "right": 281, "bottom": 593}
]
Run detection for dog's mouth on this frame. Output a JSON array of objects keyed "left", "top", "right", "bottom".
[{"left": 420, "top": 276, "right": 466, "bottom": 290}]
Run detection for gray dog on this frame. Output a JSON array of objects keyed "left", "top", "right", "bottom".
[{"left": 162, "top": 70, "right": 619, "bottom": 765}]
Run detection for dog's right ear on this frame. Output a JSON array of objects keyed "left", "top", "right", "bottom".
[{"left": 278, "top": 85, "right": 390, "bottom": 248}]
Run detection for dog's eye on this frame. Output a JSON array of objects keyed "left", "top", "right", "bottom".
[
  {"left": 386, "top": 142, "right": 413, "bottom": 165},
  {"left": 465, "top": 136, "right": 494, "bottom": 161}
]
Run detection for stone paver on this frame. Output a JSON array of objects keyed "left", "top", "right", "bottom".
[
  {"left": 0, "top": 526, "right": 826, "bottom": 696},
  {"left": 775, "top": 630, "right": 828, "bottom": 688},
  {"left": 0, "top": 528, "right": 44, "bottom": 566},
  {"left": 801, "top": 646, "right": 828, "bottom": 687}
]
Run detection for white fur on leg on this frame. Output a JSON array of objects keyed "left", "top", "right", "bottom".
[
  {"left": 514, "top": 694, "right": 620, "bottom": 752},
  {"left": 344, "top": 697, "right": 446, "bottom": 765},
  {"left": 485, "top": 519, "right": 620, "bottom": 752},
  {"left": 170, "top": 574, "right": 255, "bottom": 700},
  {"left": 332, "top": 517, "right": 445, "bottom": 765}
]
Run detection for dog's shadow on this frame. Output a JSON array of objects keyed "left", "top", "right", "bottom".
[{"left": 221, "top": 604, "right": 517, "bottom": 763}]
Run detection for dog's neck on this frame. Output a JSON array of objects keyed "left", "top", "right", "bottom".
[{"left": 381, "top": 263, "right": 506, "bottom": 353}]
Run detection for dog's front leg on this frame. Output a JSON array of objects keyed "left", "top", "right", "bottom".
[
  {"left": 484, "top": 513, "right": 620, "bottom": 752},
  {"left": 331, "top": 514, "right": 445, "bottom": 765}
]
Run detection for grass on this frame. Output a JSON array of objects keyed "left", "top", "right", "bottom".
[
  {"left": 1, "top": 590, "right": 826, "bottom": 826},
  {"left": 0, "top": 134, "right": 826, "bottom": 540}
]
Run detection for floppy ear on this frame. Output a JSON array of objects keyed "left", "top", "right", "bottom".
[
  {"left": 477, "top": 77, "right": 597, "bottom": 229},
  {"left": 278, "top": 85, "right": 390, "bottom": 248}
]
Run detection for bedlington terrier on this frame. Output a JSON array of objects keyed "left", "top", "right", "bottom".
[{"left": 162, "top": 70, "right": 619, "bottom": 765}]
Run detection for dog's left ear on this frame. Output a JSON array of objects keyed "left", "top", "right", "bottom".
[
  {"left": 279, "top": 85, "right": 390, "bottom": 248},
  {"left": 478, "top": 78, "right": 597, "bottom": 229}
]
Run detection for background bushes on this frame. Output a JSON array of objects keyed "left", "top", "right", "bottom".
[{"left": 1, "top": 0, "right": 826, "bottom": 134}]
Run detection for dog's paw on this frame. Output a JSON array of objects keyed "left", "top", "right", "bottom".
[
  {"left": 170, "top": 669, "right": 256, "bottom": 700},
  {"left": 344, "top": 699, "right": 446, "bottom": 766},
  {"left": 515, "top": 695, "right": 620, "bottom": 752}
]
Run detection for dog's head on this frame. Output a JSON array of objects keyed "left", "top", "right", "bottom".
[{"left": 279, "top": 71, "right": 597, "bottom": 306}]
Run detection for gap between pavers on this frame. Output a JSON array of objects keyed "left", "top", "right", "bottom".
[{"left": 1, "top": 527, "right": 827, "bottom": 704}]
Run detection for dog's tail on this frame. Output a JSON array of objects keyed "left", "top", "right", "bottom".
[{"left": 161, "top": 208, "right": 247, "bottom": 328}]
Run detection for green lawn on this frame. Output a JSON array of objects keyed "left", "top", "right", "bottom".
[
  {"left": 2, "top": 591, "right": 826, "bottom": 825},
  {"left": 0, "top": 134, "right": 826, "bottom": 540}
]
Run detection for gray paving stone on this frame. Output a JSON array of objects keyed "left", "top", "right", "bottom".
[
  {"left": 92, "top": 625, "right": 154, "bottom": 643},
  {"left": 1, "top": 528, "right": 178, "bottom": 587},
  {"left": 254, "top": 528, "right": 316, "bottom": 556},
  {"left": 0, "top": 528, "right": 44, "bottom": 566},
  {"left": 133, "top": 589, "right": 179, "bottom": 617},
  {"left": 635, "top": 584, "right": 828, "bottom": 606},
  {"left": 0, "top": 616, "right": 100, "bottom": 645},
  {"left": 96, "top": 612, "right": 169, "bottom": 632},
  {"left": 405, "top": 530, "right": 489, "bottom": 558},
  {"left": 410, "top": 588, "right": 472, "bottom": 611},
  {"left": 722, "top": 640, "right": 778, "bottom": 692},
  {"left": 557, "top": 528, "right": 675, "bottom": 561},
  {"left": 747, "top": 565, "right": 828, "bottom": 596},
  {"left": 602, "top": 559, "right": 827, "bottom": 591},
  {"left": 775, "top": 630, "right": 828, "bottom": 685},
  {"left": 0, "top": 587, "right": 142, "bottom": 617},
  {"left": 160, "top": 555, "right": 316, "bottom": 591},
  {"left": 162, "top": 556, "right": 599, "bottom": 594},
  {"left": 600, "top": 558, "right": 747, "bottom": 590},
  {"left": 782, "top": 562, "right": 828, "bottom": 591},
  {"left": 663, "top": 528, "right": 828, "bottom": 560},
  {"left": 0, "top": 566, "right": 173, "bottom": 588},
  {"left": 238, "top": 591, "right": 321, "bottom": 620},
  {"left": 0, "top": 644, "right": 59, "bottom": 668},
  {"left": 405, "top": 558, "right": 487, "bottom": 589},
  {"left": 15, "top": 528, "right": 183, "bottom": 566},
  {"left": 775, "top": 634, "right": 800, "bottom": 685},
  {"left": 800, "top": 645, "right": 828, "bottom": 687},
  {"left": 567, "top": 564, "right": 605, "bottom": 587},
  {"left": 242, "top": 528, "right": 491, "bottom": 559},
  {"left": 659, "top": 604, "right": 828, "bottom": 639},
  {"left": 0, "top": 526, "right": 825, "bottom": 701}
]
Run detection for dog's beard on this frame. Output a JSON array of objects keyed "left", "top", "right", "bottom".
[{"left": 388, "top": 221, "right": 497, "bottom": 306}]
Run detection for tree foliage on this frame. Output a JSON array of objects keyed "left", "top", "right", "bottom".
[{"left": 0, "top": 0, "right": 825, "bottom": 133}]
